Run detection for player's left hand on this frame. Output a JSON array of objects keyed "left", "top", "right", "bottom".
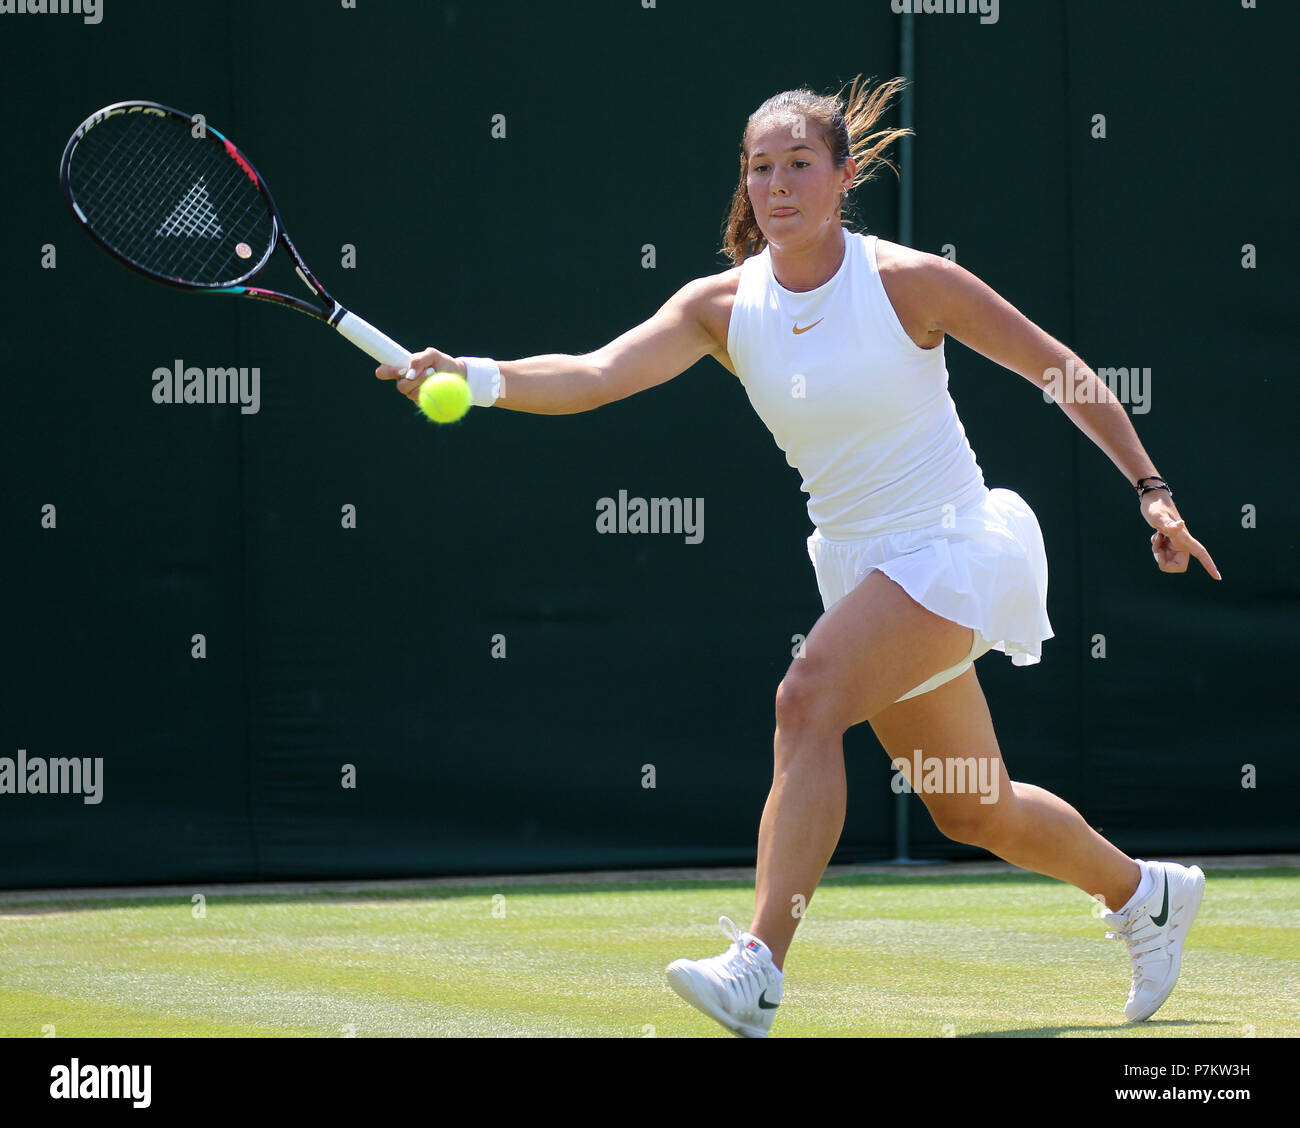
[{"left": 1141, "top": 493, "right": 1221, "bottom": 580}]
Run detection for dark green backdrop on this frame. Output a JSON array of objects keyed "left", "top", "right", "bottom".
[{"left": 2, "top": 0, "right": 1295, "bottom": 889}]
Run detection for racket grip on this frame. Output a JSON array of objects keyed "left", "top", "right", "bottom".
[{"left": 335, "top": 310, "right": 412, "bottom": 370}]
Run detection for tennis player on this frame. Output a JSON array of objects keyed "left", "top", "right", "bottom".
[{"left": 378, "top": 76, "right": 1220, "bottom": 1038}]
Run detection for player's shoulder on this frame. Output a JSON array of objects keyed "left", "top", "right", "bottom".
[
  {"left": 873, "top": 239, "right": 966, "bottom": 316},
  {"left": 679, "top": 266, "right": 741, "bottom": 323},
  {"left": 676, "top": 267, "right": 741, "bottom": 355},
  {"left": 677, "top": 265, "right": 742, "bottom": 304},
  {"left": 874, "top": 238, "right": 951, "bottom": 278}
]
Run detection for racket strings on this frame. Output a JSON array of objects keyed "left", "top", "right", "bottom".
[{"left": 68, "top": 114, "right": 274, "bottom": 286}]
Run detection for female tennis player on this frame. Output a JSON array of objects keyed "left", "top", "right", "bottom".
[{"left": 378, "top": 76, "right": 1220, "bottom": 1038}]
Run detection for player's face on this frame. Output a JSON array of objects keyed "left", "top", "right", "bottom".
[{"left": 746, "top": 116, "right": 851, "bottom": 250}]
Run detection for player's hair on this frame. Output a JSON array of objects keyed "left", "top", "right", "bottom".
[{"left": 720, "top": 75, "right": 912, "bottom": 266}]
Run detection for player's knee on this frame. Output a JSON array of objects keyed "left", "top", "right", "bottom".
[
  {"left": 774, "top": 668, "right": 843, "bottom": 740},
  {"left": 927, "top": 799, "right": 1011, "bottom": 850}
]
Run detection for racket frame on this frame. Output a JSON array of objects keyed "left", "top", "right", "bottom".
[{"left": 59, "top": 99, "right": 412, "bottom": 368}]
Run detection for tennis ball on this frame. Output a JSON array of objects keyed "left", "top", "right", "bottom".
[{"left": 417, "top": 372, "right": 472, "bottom": 424}]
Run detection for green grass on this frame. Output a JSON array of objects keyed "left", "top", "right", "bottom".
[{"left": 1, "top": 867, "right": 1295, "bottom": 1037}]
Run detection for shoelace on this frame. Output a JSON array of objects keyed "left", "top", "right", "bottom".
[
  {"left": 716, "top": 916, "right": 769, "bottom": 980},
  {"left": 1104, "top": 909, "right": 1170, "bottom": 986}
]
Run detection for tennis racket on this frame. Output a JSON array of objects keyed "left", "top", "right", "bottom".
[{"left": 59, "top": 99, "right": 413, "bottom": 371}]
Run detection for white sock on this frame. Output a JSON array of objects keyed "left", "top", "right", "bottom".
[
  {"left": 741, "top": 932, "right": 781, "bottom": 974},
  {"left": 1116, "top": 860, "right": 1155, "bottom": 914}
]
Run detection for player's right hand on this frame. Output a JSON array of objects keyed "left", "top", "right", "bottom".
[{"left": 376, "top": 348, "right": 467, "bottom": 403}]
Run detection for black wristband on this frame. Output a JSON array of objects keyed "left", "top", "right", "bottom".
[{"left": 1136, "top": 476, "right": 1172, "bottom": 500}]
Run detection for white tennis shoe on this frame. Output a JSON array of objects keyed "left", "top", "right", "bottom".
[
  {"left": 1103, "top": 859, "right": 1205, "bottom": 1022},
  {"left": 666, "top": 916, "right": 784, "bottom": 1038}
]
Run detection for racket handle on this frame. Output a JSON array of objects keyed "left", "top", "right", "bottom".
[{"left": 335, "top": 310, "right": 412, "bottom": 370}]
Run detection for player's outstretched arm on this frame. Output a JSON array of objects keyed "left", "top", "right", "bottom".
[
  {"left": 904, "top": 250, "right": 1221, "bottom": 580},
  {"left": 375, "top": 276, "right": 718, "bottom": 416}
]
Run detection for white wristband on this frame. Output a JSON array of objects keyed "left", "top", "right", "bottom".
[{"left": 458, "top": 356, "right": 502, "bottom": 407}]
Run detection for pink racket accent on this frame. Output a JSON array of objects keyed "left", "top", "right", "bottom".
[{"left": 223, "top": 138, "right": 259, "bottom": 186}]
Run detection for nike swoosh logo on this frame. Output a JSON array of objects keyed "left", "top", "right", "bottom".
[
  {"left": 1150, "top": 872, "right": 1170, "bottom": 927},
  {"left": 792, "top": 318, "right": 823, "bottom": 335},
  {"left": 758, "top": 990, "right": 779, "bottom": 1010}
]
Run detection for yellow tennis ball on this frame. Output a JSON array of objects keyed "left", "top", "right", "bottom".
[{"left": 417, "top": 372, "right": 472, "bottom": 423}]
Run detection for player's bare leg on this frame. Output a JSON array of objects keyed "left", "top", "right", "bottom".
[
  {"left": 665, "top": 570, "right": 975, "bottom": 1035},
  {"left": 748, "top": 570, "right": 978, "bottom": 969},
  {"left": 867, "top": 670, "right": 1140, "bottom": 912},
  {"left": 869, "top": 670, "right": 1202, "bottom": 1022},
  {"left": 672, "top": 569, "right": 1195, "bottom": 1029}
]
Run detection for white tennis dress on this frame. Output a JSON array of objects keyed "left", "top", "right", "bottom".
[{"left": 726, "top": 228, "right": 1054, "bottom": 700}]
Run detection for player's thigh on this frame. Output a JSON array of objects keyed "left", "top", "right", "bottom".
[
  {"left": 781, "top": 568, "right": 975, "bottom": 731},
  {"left": 867, "top": 665, "right": 1014, "bottom": 842}
]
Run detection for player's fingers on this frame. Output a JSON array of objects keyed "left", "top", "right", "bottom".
[
  {"left": 1151, "top": 531, "right": 1178, "bottom": 569},
  {"left": 1181, "top": 532, "right": 1222, "bottom": 580},
  {"left": 398, "top": 350, "right": 447, "bottom": 395},
  {"left": 397, "top": 370, "right": 429, "bottom": 398},
  {"left": 389, "top": 349, "right": 434, "bottom": 393},
  {"left": 1163, "top": 521, "right": 1201, "bottom": 557},
  {"left": 409, "top": 347, "right": 453, "bottom": 372},
  {"left": 382, "top": 348, "right": 462, "bottom": 399},
  {"left": 1152, "top": 524, "right": 1221, "bottom": 578}
]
